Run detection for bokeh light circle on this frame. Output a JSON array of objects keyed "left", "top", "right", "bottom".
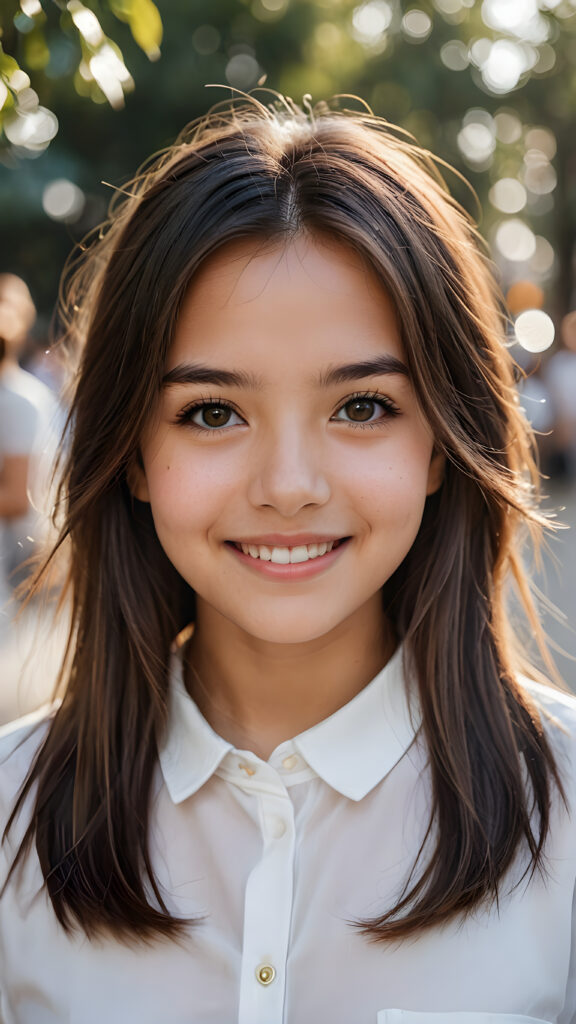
[
  {"left": 506, "top": 280, "right": 544, "bottom": 314},
  {"left": 495, "top": 219, "right": 536, "bottom": 262},
  {"left": 402, "top": 9, "right": 432, "bottom": 40},
  {"left": 489, "top": 178, "right": 527, "bottom": 214},
  {"left": 514, "top": 309, "right": 555, "bottom": 353},
  {"left": 42, "top": 179, "right": 85, "bottom": 222}
]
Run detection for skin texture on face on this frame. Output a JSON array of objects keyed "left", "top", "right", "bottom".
[{"left": 133, "top": 234, "right": 444, "bottom": 752}]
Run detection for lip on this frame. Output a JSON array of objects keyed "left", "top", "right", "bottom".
[
  {"left": 228, "top": 533, "right": 345, "bottom": 547},
  {"left": 225, "top": 537, "right": 351, "bottom": 580}
]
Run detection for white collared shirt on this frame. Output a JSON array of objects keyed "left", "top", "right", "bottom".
[{"left": 2, "top": 648, "right": 576, "bottom": 1024}]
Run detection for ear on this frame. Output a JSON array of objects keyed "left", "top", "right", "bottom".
[
  {"left": 426, "top": 448, "right": 445, "bottom": 496},
  {"left": 126, "top": 454, "right": 150, "bottom": 503}
]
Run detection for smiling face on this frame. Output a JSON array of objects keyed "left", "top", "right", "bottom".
[{"left": 132, "top": 234, "right": 444, "bottom": 648}]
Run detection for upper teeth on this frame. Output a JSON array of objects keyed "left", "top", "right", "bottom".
[{"left": 240, "top": 541, "right": 336, "bottom": 563}]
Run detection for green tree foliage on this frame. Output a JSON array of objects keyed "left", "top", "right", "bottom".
[
  {"left": 1, "top": 0, "right": 162, "bottom": 144},
  {"left": 1, "top": 0, "right": 575, "bottom": 318}
]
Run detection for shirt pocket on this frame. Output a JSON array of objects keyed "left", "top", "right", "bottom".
[{"left": 377, "top": 1013, "right": 552, "bottom": 1024}]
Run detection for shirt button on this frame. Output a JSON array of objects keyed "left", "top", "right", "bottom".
[
  {"left": 256, "top": 964, "right": 276, "bottom": 986},
  {"left": 265, "top": 816, "right": 287, "bottom": 839},
  {"left": 281, "top": 754, "right": 300, "bottom": 771},
  {"left": 238, "top": 762, "right": 257, "bottom": 776}
]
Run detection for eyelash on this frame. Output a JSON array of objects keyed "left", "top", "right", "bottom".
[
  {"left": 174, "top": 391, "right": 401, "bottom": 432},
  {"left": 334, "top": 391, "right": 401, "bottom": 429},
  {"left": 174, "top": 396, "right": 243, "bottom": 431}
]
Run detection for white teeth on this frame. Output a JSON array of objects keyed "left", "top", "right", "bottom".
[
  {"left": 238, "top": 541, "right": 337, "bottom": 562},
  {"left": 271, "top": 546, "right": 290, "bottom": 564},
  {"left": 290, "top": 546, "right": 309, "bottom": 564}
]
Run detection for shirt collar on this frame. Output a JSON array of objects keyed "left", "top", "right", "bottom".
[
  {"left": 158, "top": 644, "right": 420, "bottom": 805},
  {"left": 292, "top": 644, "right": 420, "bottom": 800},
  {"left": 158, "top": 667, "right": 233, "bottom": 804}
]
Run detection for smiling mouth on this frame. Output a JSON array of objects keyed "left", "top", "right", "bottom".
[{"left": 228, "top": 538, "right": 349, "bottom": 564}]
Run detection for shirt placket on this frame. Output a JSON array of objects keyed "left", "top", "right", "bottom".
[{"left": 236, "top": 763, "right": 296, "bottom": 1024}]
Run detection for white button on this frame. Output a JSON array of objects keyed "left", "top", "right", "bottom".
[
  {"left": 265, "top": 816, "right": 287, "bottom": 838},
  {"left": 281, "top": 754, "right": 300, "bottom": 771}
]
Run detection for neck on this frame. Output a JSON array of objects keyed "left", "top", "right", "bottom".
[{"left": 185, "top": 598, "right": 395, "bottom": 759}]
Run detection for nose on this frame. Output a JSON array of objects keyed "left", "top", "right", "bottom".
[{"left": 247, "top": 420, "right": 331, "bottom": 517}]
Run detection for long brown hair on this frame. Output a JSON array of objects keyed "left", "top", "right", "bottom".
[{"left": 3, "top": 94, "right": 564, "bottom": 943}]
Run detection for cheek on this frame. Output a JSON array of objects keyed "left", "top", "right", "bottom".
[
  {"left": 344, "top": 443, "right": 433, "bottom": 524},
  {"left": 144, "top": 448, "right": 241, "bottom": 533}
]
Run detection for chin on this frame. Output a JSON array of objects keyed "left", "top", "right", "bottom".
[{"left": 231, "top": 615, "right": 341, "bottom": 647}]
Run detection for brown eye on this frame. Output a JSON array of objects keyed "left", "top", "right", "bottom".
[
  {"left": 200, "top": 405, "right": 232, "bottom": 428},
  {"left": 332, "top": 394, "right": 400, "bottom": 426},
  {"left": 179, "top": 402, "right": 243, "bottom": 430},
  {"left": 345, "top": 399, "right": 377, "bottom": 422}
]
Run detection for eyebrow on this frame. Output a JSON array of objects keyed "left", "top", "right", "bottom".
[
  {"left": 162, "top": 354, "right": 409, "bottom": 390},
  {"left": 162, "top": 364, "right": 264, "bottom": 390},
  {"left": 318, "top": 356, "right": 409, "bottom": 386}
]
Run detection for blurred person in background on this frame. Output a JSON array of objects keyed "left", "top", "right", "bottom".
[
  {"left": 0, "top": 274, "right": 59, "bottom": 625},
  {"left": 515, "top": 349, "right": 555, "bottom": 473},
  {"left": 21, "top": 325, "right": 66, "bottom": 399},
  {"left": 544, "top": 310, "right": 576, "bottom": 483}
]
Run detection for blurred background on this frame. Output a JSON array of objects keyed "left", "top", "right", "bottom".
[{"left": 0, "top": 0, "right": 575, "bottom": 720}]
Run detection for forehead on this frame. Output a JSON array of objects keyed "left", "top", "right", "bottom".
[{"left": 168, "top": 235, "right": 405, "bottom": 372}]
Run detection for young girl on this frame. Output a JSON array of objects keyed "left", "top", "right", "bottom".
[{"left": 1, "top": 95, "right": 575, "bottom": 1024}]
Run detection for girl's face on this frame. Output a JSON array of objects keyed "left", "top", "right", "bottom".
[{"left": 133, "top": 235, "right": 444, "bottom": 647}]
